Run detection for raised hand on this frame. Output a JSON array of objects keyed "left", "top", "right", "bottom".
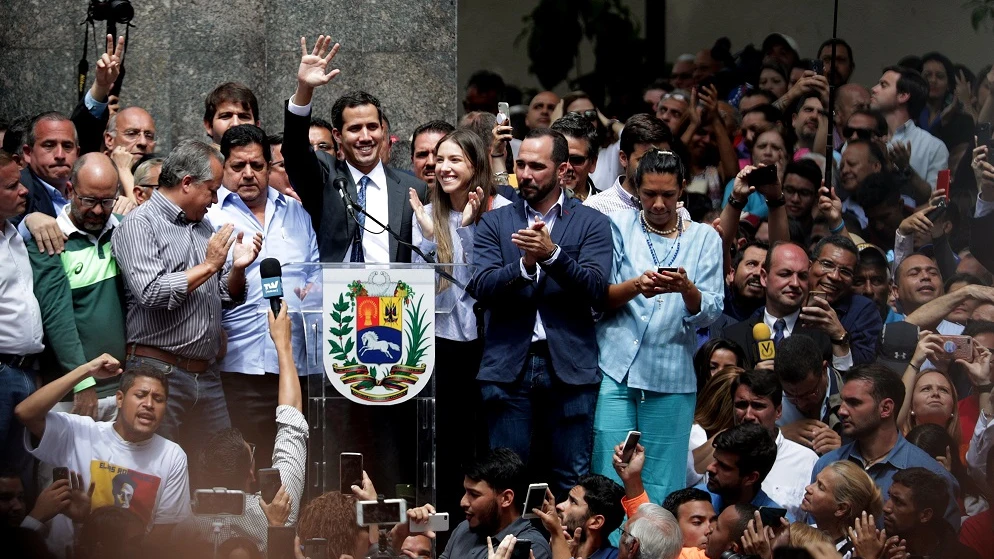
[
  {"left": 92, "top": 34, "right": 125, "bottom": 101},
  {"left": 112, "top": 196, "right": 137, "bottom": 216},
  {"left": 87, "top": 354, "right": 123, "bottom": 380},
  {"left": 65, "top": 475, "right": 94, "bottom": 523},
  {"left": 350, "top": 470, "right": 378, "bottom": 501},
  {"left": 29, "top": 479, "right": 72, "bottom": 523},
  {"left": 889, "top": 142, "right": 912, "bottom": 173},
  {"left": 409, "top": 187, "right": 434, "bottom": 240},
  {"left": 731, "top": 166, "right": 757, "bottom": 206},
  {"left": 232, "top": 231, "right": 264, "bottom": 270},
  {"left": 267, "top": 300, "right": 291, "bottom": 348},
  {"left": 815, "top": 185, "right": 843, "bottom": 226},
  {"left": 461, "top": 187, "right": 485, "bottom": 227},
  {"left": 205, "top": 223, "right": 236, "bottom": 272},
  {"left": 260, "top": 484, "right": 292, "bottom": 526},
  {"left": 297, "top": 35, "right": 341, "bottom": 89},
  {"left": 957, "top": 344, "right": 992, "bottom": 387},
  {"left": 740, "top": 512, "right": 773, "bottom": 559},
  {"left": 849, "top": 512, "right": 887, "bottom": 559}
]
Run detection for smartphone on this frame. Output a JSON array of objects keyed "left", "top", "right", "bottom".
[
  {"left": 193, "top": 489, "right": 246, "bottom": 516},
  {"left": 758, "top": 506, "right": 788, "bottom": 527},
  {"left": 746, "top": 165, "right": 778, "bottom": 187},
  {"left": 938, "top": 335, "right": 974, "bottom": 361},
  {"left": 937, "top": 169, "right": 951, "bottom": 201},
  {"left": 807, "top": 290, "right": 827, "bottom": 307},
  {"left": 302, "top": 538, "right": 327, "bottom": 559},
  {"left": 258, "top": 467, "right": 281, "bottom": 504},
  {"left": 657, "top": 267, "right": 679, "bottom": 275},
  {"left": 268, "top": 525, "right": 297, "bottom": 559},
  {"left": 510, "top": 539, "right": 533, "bottom": 559},
  {"left": 410, "top": 512, "right": 450, "bottom": 533},
  {"left": 521, "top": 483, "right": 548, "bottom": 519},
  {"left": 53, "top": 467, "right": 70, "bottom": 484},
  {"left": 497, "top": 102, "right": 510, "bottom": 125},
  {"left": 356, "top": 499, "right": 407, "bottom": 526},
  {"left": 810, "top": 59, "right": 825, "bottom": 75},
  {"left": 977, "top": 122, "right": 993, "bottom": 150},
  {"left": 620, "top": 431, "right": 641, "bottom": 465},
  {"left": 925, "top": 197, "right": 947, "bottom": 223},
  {"left": 340, "top": 452, "right": 363, "bottom": 493}
]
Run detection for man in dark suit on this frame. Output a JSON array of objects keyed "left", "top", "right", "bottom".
[
  {"left": 468, "top": 127, "right": 612, "bottom": 497},
  {"left": 283, "top": 35, "right": 426, "bottom": 262},
  {"left": 724, "top": 241, "right": 840, "bottom": 369},
  {"left": 17, "top": 35, "right": 121, "bottom": 255}
]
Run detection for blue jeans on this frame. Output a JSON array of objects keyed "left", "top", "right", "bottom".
[
  {"left": 480, "top": 352, "right": 598, "bottom": 498},
  {"left": 126, "top": 356, "right": 230, "bottom": 459},
  {"left": 591, "top": 375, "right": 695, "bottom": 505},
  {"left": 0, "top": 363, "right": 36, "bottom": 499}
]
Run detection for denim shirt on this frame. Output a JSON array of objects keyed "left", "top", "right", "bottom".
[
  {"left": 812, "top": 432, "right": 961, "bottom": 530},
  {"left": 596, "top": 213, "right": 724, "bottom": 394}
]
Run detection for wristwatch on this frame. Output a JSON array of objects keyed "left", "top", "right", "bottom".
[
  {"left": 727, "top": 195, "right": 746, "bottom": 210},
  {"left": 976, "top": 383, "right": 993, "bottom": 394},
  {"left": 766, "top": 195, "right": 787, "bottom": 209},
  {"left": 831, "top": 332, "right": 851, "bottom": 346}
]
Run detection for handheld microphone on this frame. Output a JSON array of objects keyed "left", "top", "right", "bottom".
[
  {"left": 259, "top": 258, "right": 283, "bottom": 315},
  {"left": 752, "top": 323, "right": 776, "bottom": 362}
]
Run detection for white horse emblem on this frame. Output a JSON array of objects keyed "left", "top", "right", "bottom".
[{"left": 359, "top": 331, "right": 400, "bottom": 358}]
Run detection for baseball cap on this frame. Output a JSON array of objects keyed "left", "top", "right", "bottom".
[{"left": 877, "top": 321, "right": 920, "bottom": 373}]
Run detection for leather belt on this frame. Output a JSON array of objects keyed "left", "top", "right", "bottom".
[
  {"left": 127, "top": 344, "right": 211, "bottom": 373},
  {"left": 0, "top": 353, "right": 39, "bottom": 369}
]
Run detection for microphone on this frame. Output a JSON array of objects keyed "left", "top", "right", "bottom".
[
  {"left": 332, "top": 177, "right": 357, "bottom": 220},
  {"left": 259, "top": 258, "right": 283, "bottom": 315},
  {"left": 753, "top": 323, "right": 776, "bottom": 362}
]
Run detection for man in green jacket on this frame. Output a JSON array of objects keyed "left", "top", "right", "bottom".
[{"left": 27, "top": 152, "right": 126, "bottom": 422}]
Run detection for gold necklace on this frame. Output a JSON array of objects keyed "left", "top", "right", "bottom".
[{"left": 641, "top": 211, "right": 679, "bottom": 236}]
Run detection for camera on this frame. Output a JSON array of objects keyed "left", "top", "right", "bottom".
[
  {"left": 88, "top": 0, "right": 134, "bottom": 24},
  {"left": 721, "top": 552, "right": 760, "bottom": 559}
]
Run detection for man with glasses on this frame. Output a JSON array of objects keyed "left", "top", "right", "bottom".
[
  {"left": 27, "top": 152, "right": 127, "bottom": 424},
  {"left": 131, "top": 157, "right": 162, "bottom": 206},
  {"left": 308, "top": 117, "right": 336, "bottom": 155},
  {"left": 656, "top": 90, "right": 691, "bottom": 137},
  {"left": 103, "top": 107, "right": 157, "bottom": 167},
  {"left": 670, "top": 54, "right": 696, "bottom": 91},
  {"left": 781, "top": 160, "right": 822, "bottom": 232},
  {"left": 774, "top": 334, "right": 845, "bottom": 455},
  {"left": 807, "top": 235, "right": 882, "bottom": 365},
  {"left": 832, "top": 86, "right": 870, "bottom": 149}
]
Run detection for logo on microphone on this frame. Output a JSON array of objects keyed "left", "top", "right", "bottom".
[{"left": 262, "top": 278, "right": 283, "bottom": 298}]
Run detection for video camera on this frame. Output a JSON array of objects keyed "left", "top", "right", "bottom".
[{"left": 87, "top": 0, "right": 133, "bottom": 24}]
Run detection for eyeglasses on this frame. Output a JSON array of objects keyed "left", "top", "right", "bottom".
[
  {"left": 569, "top": 109, "right": 598, "bottom": 122},
  {"left": 568, "top": 154, "right": 587, "bottom": 166},
  {"left": 619, "top": 526, "right": 639, "bottom": 546},
  {"left": 782, "top": 186, "right": 817, "bottom": 198},
  {"left": 313, "top": 142, "right": 334, "bottom": 152},
  {"left": 137, "top": 183, "right": 158, "bottom": 188},
  {"left": 784, "top": 379, "right": 823, "bottom": 402},
  {"left": 815, "top": 258, "right": 855, "bottom": 280},
  {"left": 77, "top": 196, "right": 118, "bottom": 210},
  {"left": 662, "top": 92, "right": 689, "bottom": 103},
  {"left": 121, "top": 129, "right": 156, "bottom": 142}
]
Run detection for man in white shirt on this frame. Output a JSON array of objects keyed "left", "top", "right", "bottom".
[
  {"left": 0, "top": 150, "right": 44, "bottom": 502},
  {"left": 870, "top": 66, "right": 948, "bottom": 187},
  {"left": 14, "top": 355, "right": 191, "bottom": 557},
  {"left": 730, "top": 368, "right": 818, "bottom": 520}
]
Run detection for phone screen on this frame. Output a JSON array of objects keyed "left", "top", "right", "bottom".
[
  {"left": 53, "top": 467, "right": 69, "bottom": 483},
  {"left": 258, "top": 468, "right": 281, "bottom": 503},
  {"left": 509, "top": 539, "right": 532, "bottom": 559},
  {"left": 360, "top": 500, "right": 404, "bottom": 525},
  {"left": 340, "top": 453, "right": 363, "bottom": 493},
  {"left": 194, "top": 490, "right": 245, "bottom": 516},
  {"left": 758, "top": 506, "right": 788, "bottom": 527},
  {"left": 522, "top": 484, "right": 548, "bottom": 517},
  {"left": 303, "top": 539, "right": 327, "bottom": 559}
]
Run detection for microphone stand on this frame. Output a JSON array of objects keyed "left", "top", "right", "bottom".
[
  {"left": 340, "top": 185, "right": 465, "bottom": 289},
  {"left": 825, "top": 0, "right": 840, "bottom": 190}
]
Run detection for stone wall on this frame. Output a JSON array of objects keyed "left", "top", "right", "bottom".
[{"left": 0, "top": 0, "right": 458, "bottom": 152}]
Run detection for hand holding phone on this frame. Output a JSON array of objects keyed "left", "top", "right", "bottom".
[
  {"left": 340, "top": 453, "right": 363, "bottom": 493},
  {"left": 521, "top": 483, "right": 548, "bottom": 519},
  {"left": 258, "top": 468, "right": 282, "bottom": 503},
  {"left": 620, "top": 431, "right": 641, "bottom": 465},
  {"left": 509, "top": 539, "right": 533, "bottom": 559},
  {"left": 746, "top": 165, "right": 778, "bottom": 187}
]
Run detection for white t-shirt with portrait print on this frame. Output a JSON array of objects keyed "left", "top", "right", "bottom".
[{"left": 26, "top": 411, "right": 191, "bottom": 556}]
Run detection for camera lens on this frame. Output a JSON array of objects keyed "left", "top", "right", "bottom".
[{"left": 110, "top": 0, "right": 134, "bottom": 23}]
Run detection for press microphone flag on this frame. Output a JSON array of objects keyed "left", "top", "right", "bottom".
[
  {"left": 753, "top": 322, "right": 776, "bottom": 361},
  {"left": 259, "top": 258, "right": 283, "bottom": 315}
]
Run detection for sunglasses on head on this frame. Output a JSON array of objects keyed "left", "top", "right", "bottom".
[{"left": 662, "top": 92, "right": 689, "bottom": 103}]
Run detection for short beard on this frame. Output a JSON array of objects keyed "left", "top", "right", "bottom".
[{"left": 467, "top": 498, "right": 501, "bottom": 536}]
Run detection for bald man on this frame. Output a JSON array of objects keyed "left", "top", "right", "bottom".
[
  {"left": 104, "top": 107, "right": 157, "bottom": 166},
  {"left": 26, "top": 152, "right": 127, "bottom": 423},
  {"left": 833, "top": 84, "right": 870, "bottom": 150}
]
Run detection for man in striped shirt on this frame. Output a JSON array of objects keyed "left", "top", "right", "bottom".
[{"left": 112, "top": 140, "right": 262, "bottom": 458}]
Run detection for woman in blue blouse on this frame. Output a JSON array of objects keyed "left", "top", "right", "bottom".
[{"left": 592, "top": 149, "right": 724, "bottom": 504}]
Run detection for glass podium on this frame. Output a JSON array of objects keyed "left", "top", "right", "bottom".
[{"left": 284, "top": 262, "right": 469, "bottom": 518}]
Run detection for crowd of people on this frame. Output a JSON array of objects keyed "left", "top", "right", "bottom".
[{"left": 1, "top": 26, "right": 994, "bottom": 559}]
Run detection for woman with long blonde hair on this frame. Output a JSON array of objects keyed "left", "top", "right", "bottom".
[
  {"left": 686, "top": 366, "right": 743, "bottom": 486},
  {"left": 409, "top": 127, "right": 511, "bottom": 520}
]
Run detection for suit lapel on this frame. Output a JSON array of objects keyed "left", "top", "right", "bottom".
[
  {"left": 551, "top": 196, "right": 579, "bottom": 245},
  {"left": 384, "top": 166, "right": 405, "bottom": 260}
]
